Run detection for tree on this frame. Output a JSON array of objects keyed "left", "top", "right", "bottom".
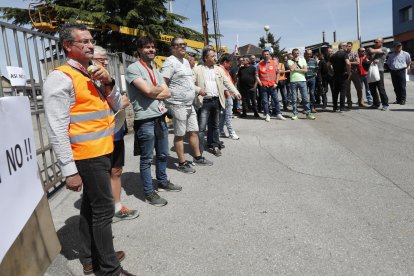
[
  {"left": 0, "top": 0, "right": 203, "bottom": 56},
  {"left": 258, "top": 32, "right": 286, "bottom": 60}
]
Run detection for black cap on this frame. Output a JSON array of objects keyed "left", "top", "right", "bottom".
[{"left": 393, "top": 41, "right": 402, "bottom": 47}]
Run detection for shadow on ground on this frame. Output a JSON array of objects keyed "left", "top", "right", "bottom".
[
  {"left": 56, "top": 215, "right": 81, "bottom": 261},
  {"left": 390, "top": 108, "right": 414, "bottom": 112},
  {"left": 122, "top": 172, "right": 145, "bottom": 202}
]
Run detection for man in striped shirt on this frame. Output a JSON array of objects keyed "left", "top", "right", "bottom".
[{"left": 304, "top": 50, "right": 318, "bottom": 113}]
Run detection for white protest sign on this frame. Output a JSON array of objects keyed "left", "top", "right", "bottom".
[
  {"left": 0, "top": 96, "right": 44, "bottom": 263},
  {"left": 6, "top": 66, "right": 27, "bottom": 86}
]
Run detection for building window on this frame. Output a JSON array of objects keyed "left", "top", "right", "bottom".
[{"left": 400, "top": 6, "right": 413, "bottom": 23}]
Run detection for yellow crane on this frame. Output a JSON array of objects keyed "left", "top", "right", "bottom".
[{"left": 28, "top": 2, "right": 227, "bottom": 66}]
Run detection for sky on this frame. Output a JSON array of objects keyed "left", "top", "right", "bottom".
[
  {"left": 0, "top": 0, "right": 393, "bottom": 56},
  {"left": 171, "top": 0, "right": 393, "bottom": 50}
]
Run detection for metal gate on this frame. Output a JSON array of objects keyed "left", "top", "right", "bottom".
[
  {"left": 1, "top": 21, "right": 137, "bottom": 195},
  {"left": 0, "top": 21, "right": 65, "bottom": 195}
]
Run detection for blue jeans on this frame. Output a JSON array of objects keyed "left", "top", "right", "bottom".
[
  {"left": 219, "top": 96, "right": 234, "bottom": 134},
  {"left": 76, "top": 155, "right": 121, "bottom": 276},
  {"left": 198, "top": 98, "right": 221, "bottom": 152},
  {"left": 290, "top": 81, "right": 310, "bottom": 115},
  {"left": 134, "top": 116, "right": 169, "bottom": 195},
  {"left": 260, "top": 86, "right": 281, "bottom": 115},
  {"left": 306, "top": 77, "right": 316, "bottom": 108},
  {"left": 360, "top": 75, "right": 373, "bottom": 105},
  {"left": 277, "top": 80, "right": 288, "bottom": 108}
]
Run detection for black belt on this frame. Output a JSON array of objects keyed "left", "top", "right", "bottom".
[{"left": 204, "top": 96, "right": 219, "bottom": 100}]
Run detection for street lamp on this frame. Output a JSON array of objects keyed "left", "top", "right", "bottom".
[{"left": 264, "top": 25, "right": 270, "bottom": 42}]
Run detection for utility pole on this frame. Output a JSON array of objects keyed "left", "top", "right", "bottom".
[
  {"left": 200, "top": 0, "right": 209, "bottom": 45},
  {"left": 356, "top": 0, "right": 361, "bottom": 45}
]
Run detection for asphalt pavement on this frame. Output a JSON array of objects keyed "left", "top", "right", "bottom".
[{"left": 46, "top": 74, "right": 414, "bottom": 276}]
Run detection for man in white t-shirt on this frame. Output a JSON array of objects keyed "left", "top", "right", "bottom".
[{"left": 161, "top": 37, "right": 213, "bottom": 173}]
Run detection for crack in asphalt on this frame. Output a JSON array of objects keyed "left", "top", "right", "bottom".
[{"left": 255, "top": 135, "right": 360, "bottom": 184}]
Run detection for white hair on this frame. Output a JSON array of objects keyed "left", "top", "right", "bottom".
[{"left": 94, "top": 45, "right": 107, "bottom": 55}]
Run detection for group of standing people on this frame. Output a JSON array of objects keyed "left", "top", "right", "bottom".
[
  {"left": 42, "top": 20, "right": 411, "bottom": 276},
  {"left": 231, "top": 37, "right": 411, "bottom": 117}
]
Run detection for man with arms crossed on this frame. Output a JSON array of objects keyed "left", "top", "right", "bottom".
[
  {"left": 288, "top": 48, "right": 316, "bottom": 120},
  {"left": 126, "top": 37, "right": 182, "bottom": 207}
]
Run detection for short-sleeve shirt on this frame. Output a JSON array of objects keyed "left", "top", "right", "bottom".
[
  {"left": 161, "top": 55, "right": 195, "bottom": 106},
  {"left": 386, "top": 50, "right": 411, "bottom": 71},
  {"left": 237, "top": 65, "right": 256, "bottom": 89},
  {"left": 348, "top": 52, "right": 359, "bottom": 72},
  {"left": 330, "top": 51, "right": 349, "bottom": 76},
  {"left": 370, "top": 47, "right": 389, "bottom": 71},
  {"left": 288, "top": 57, "right": 307, "bottom": 82},
  {"left": 305, "top": 58, "right": 318, "bottom": 78},
  {"left": 125, "top": 60, "right": 164, "bottom": 120}
]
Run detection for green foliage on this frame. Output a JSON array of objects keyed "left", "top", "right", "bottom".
[
  {"left": 0, "top": 0, "right": 202, "bottom": 56},
  {"left": 258, "top": 32, "right": 286, "bottom": 60}
]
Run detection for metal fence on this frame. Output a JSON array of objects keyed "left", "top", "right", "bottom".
[
  {"left": 0, "top": 21, "right": 136, "bottom": 195},
  {"left": 0, "top": 21, "right": 65, "bottom": 195}
]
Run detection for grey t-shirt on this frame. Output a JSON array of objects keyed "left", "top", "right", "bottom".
[
  {"left": 161, "top": 55, "right": 195, "bottom": 106},
  {"left": 125, "top": 60, "right": 164, "bottom": 120},
  {"left": 371, "top": 47, "right": 389, "bottom": 72}
]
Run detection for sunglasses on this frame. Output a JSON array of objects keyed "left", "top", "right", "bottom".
[{"left": 173, "top": 43, "right": 187, "bottom": 48}]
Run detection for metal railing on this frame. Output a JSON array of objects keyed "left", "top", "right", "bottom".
[
  {"left": 0, "top": 21, "right": 65, "bottom": 195},
  {"left": 1, "top": 21, "right": 137, "bottom": 195}
]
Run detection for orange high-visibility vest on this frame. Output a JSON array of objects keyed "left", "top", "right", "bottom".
[
  {"left": 278, "top": 62, "right": 286, "bottom": 81},
  {"left": 56, "top": 65, "right": 115, "bottom": 160},
  {"left": 258, "top": 59, "right": 278, "bottom": 86}
]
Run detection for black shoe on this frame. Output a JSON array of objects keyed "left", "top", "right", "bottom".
[
  {"left": 369, "top": 105, "right": 380, "bottom": 109},
  {"left": 254, "top": 113, "right": 260, "bottom": 117},
  {"left": 158, "top": 180, "right": 182, "bottom": 192},
  {"left": 119, "top": 268, "right": 136, "bottom": 276},
  {"left": 392, "top": 100, "right": 400, "bottom": 104},
  {"left": 83, "top": 251, "right": 125, "bottom": 275},
  {"left": 208, "top": 147, "right": 222, "bottom": 157},
  {"left": 400, "top": 100, "right": 406, "bottom": 105},
  {"left": 145, "top": 191, "right": 168, "bottom": 206},
  {"left": 239, "top": 113, "right": 247, "bottom": 118}
]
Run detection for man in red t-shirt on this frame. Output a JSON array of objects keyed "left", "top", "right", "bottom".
[{"left": 357, "top": 47, "right": 373, "bottom": 106}]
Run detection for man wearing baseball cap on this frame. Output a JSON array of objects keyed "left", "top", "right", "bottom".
[{"left": 386, "top": 41, "right": 411, "bottom": 105}]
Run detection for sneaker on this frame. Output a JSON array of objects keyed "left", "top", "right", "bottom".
[
  {"left": 381, "top": 105, "right": 388, "bottom": 111},
  {"left": 158, "top": 180, "right": 182, "bottom": 192},
  {"left": 208, "top": 147, "right": 222, "bottom": 157},
  {"left": 219, "top": 131, "right": 228, "bottom": 138},
  {"left": 291, "top": 115, "right": 298, "bottom": 120},
  {"left": 177, "top": 161, "right": 196, "bottom": 174},
  {"left": 229, "top": 131, "right": 240, "bottom": 140},
  {"left": 193, "top": 156, "right": 213, "bottom": 166},
  {"left": 311, "top": 107, "right": 317, "bottom": 113},
  {"left": 306, "top": 113, "right": 316, "bottom": 120},
  {"left": 265, "top": 114, "right": 270, "bottom": 122},
  {"left": 276, "top": 114, "right": 286, "bottom": 120},
  {"left": 145, "top": 191, "right": 168, "bottom": 206},
  {"left": 113, "top": 206, "right": 139, "bottom": 224}
]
